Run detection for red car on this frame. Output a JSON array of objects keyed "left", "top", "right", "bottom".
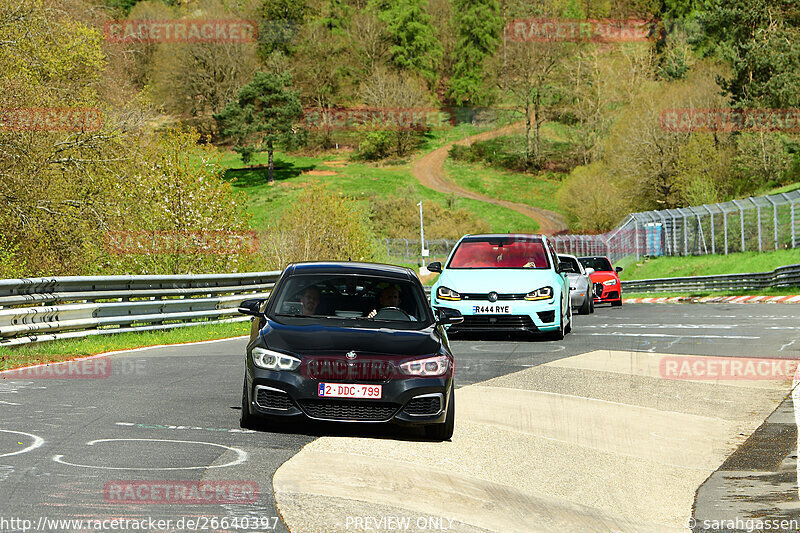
[{"left": 577, "top": 256, "right": 623, "bottom": 307}]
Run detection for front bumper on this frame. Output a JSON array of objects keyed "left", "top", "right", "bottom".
[
  {"left": 593, "top": 283, "right": 621, "bottom": 303},
  {"left": 432, "top": 296, "right": 561, "bottom": 333},
  {"left": 245, "top": 366, "right": 452, "bottom": 425}
]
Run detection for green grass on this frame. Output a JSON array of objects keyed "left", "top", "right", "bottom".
[
  {"left": 618, "top": 250, "right": 800, "bottom": 281},
  {"left": 0, "top": 321, "right": 250, "bottom": 371},
  {"left": 221, "top": 147, "right": 540, "bottom": 235},
  {"left": 444, "top": 158, "right": 564, "bottom": 215},
  {"left": 624, "top": 287, "right": 800, "bottom": 299},
  {"left": 763, "top": 182, "right": 800, "bottom": 195}
]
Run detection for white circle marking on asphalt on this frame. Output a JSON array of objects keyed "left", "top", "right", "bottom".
[
  {"left": 0, "top": 430, "right": 45, "bottom": 459},
  {"left": 52, "top": 438, "right": 248, "bottom": 470}
]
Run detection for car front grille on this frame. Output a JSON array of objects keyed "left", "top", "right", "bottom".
[
  {"left": 403, "top": 395, "right": 442, "bottom": 416},
  {"left": 452, "top": 315, "right": 536, "bottom": 331},
  {"left": 298, "top": 399, "right": 399, "bottom": 421},
  {"left": 255, "top": 387, "right": 294, "bottom": 410},
  {"left": 461, "top": 293, "right": 528, "bottom": 301}
]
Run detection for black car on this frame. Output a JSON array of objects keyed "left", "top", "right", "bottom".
[{"left": 237, "top": 262, "right": 463, "bottom": 440}]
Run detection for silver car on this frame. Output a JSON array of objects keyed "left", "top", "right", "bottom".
[{"left": 558, "top": 254, "right": 594, "bottom": 314}]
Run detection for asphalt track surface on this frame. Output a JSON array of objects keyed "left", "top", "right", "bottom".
[{"left": 1, "top": 303, "right": 799, "bottom": 532}]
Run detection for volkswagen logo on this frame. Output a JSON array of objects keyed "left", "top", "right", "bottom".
[
  {"left": 488, "top": 291, "right": 498, "bottom": 302},
  {"left": 345, "top": 351, "right": 357, "bottom": 360}
]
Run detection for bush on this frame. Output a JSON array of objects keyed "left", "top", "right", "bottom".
[
  {"left": 356, "top": 130, "right": 425, "bottom": 161},
  {"left": 257, "top": 184, "right": 380, "bottom": 269},
  {"left": 368, "top": 191, "right": 490, "bottom": 239}
]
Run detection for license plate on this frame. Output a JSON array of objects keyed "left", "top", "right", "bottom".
[
  {"left": 472, "top": 305, "right": 512, "bottom": 314},
  {"left": 318, "top": 383, "right": 382, "bottom": 399}
]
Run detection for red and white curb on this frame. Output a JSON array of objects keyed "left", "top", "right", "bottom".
[{"left": 623, "top": 295, "right": 800, "bottom": 304}]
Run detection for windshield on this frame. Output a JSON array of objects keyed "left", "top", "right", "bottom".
[
  {"left": 268, "top": 274, "right": 430, "bottom": 326},
  {"left": 578, "top": 257, "right": 614, "bottom": 272},
  {"left": 447, "top": 237, "right": 550, "bottom": 269}
]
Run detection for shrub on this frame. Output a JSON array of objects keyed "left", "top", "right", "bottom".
[
  {"left": 257, "top": 184, "right": 380, "bottom": 269},
  {"left": 368, "top": 191, "right": 490, "bottom": 239}
]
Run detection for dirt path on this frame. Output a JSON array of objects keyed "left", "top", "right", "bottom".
[{"left": 411, "top": 123, "right": 568, "bottom": 234}]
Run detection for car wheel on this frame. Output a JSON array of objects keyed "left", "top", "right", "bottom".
[
  {"left": 240, "top": 377, "right": 258, "bottom": 430},
  {"left": 425, "top": 387, "right": 455, "bottom": 441},
  {"left": 579, "top": 295, "right": 591, "bottom": 315},
  {"left": 589, "top": 298, "right": 595, "bottom": 313},
  {"left": 612, "top": 299, "right": 622, "bottom": 307},
  {"left": 548, "top": 310, "right": 565, "bottom": 341}
]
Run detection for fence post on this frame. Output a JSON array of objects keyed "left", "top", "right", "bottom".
[
  {"left": 751, "top": 197, "right": 762, "bottom": 252},
  {"left": 683, "top": 213, "right": 688, "bottom": 256},
  {"left": 404, "top": 238, "right": 409, "bottom": 263},
  {"left": 385, "top": 238, "right": 390, "bottom": 259},
  {"left": 765, "top": 195, "right": 778, "bottom": 250},
  {"left": 723, "top": 207, "right": 728, "bottom": 255},
  {"left": 634, "top": 217, "right": 640, "bottom": 260},
  {"left": 781, "top": 193, "right": 796, "bottom": 248},
  {"left": 732, "top": 199, "right": 745, "bottom": 252},
  {"left": 704, "top": 205, "right": 715, "bottom": 254}
]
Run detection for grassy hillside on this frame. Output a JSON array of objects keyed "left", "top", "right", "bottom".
[{"left": 618, "top": 250, "right": 800, "bottom": 280}]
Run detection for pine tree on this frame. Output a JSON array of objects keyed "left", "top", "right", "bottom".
[{"left": 447, "top": 0, "right": 503, "bottom": 105}]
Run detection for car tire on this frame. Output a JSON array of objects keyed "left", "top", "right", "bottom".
[
  {"left": 612, "top": 299, "right": 622, "bottom": 307},
  {"left": 425, "top": 387, "right": 455, "bottom": 441},
  {"left": 579, "top": 295, "right": 591, "bottom": 315},
  {"left": 589, "top": 298, "right": 595, "bottom": 313},
  {"left": 548, "top": 310, "right": 566, "bottom": 341},
  {"left": 240, "top": 377, "right": 258, "bottom": 430}
]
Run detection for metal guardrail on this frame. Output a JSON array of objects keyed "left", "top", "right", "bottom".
[
  {"left": 621, "top": 264, "right": 800, "bottom": 293},
  {"left": 0, "top": 272, "right": 282, "bottom": 347}
]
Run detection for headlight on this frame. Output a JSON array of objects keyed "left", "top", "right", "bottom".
[
  {"left": 252, "top": 347, "right": 300, "bottom": 371},
  {"left": 603, "top": 279, "right": 617, "bottom": 286},
  {"left": 525, "top": 286, "right": 553, "bottom": 301},
  {"left": 400, "top": 355, "right": 451, "bottom": 376},
  {"left": 436, "top": 286, "right": 461, "bottom": 301}
]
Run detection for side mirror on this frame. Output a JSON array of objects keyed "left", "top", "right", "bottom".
[
  {"left": 238, "top": 298, "right": 265, "bottom": 317},
  {"left": 435, "top": 307, "right": 463, "bottom": 325},
  {"left": 615, "top": 266, "right": 623, "bottom": 273},
  {"left": 427, "top": 261, "right": 442, "bottom": 273},
  {"left": 585, "top": 267, "right": 595, "bottom": 275}
]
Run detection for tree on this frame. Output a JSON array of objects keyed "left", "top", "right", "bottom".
[
  {"left": 214, "top": 71, "right": 304, "bottom": 184},
  {"left": 371, "top": 0, "right": 443, "bottom": 86},
  {"left": 501, "top": 40, "right": 569, "bottom": 168},
  {"left": 259, "top": 0, "right": 309, "bottom": 57},
  {"left": 699, "top": 0, "right": 800, "bottom": 108},
  {"left": 446, "top": 0, "right": 503, "bottom": 105}
]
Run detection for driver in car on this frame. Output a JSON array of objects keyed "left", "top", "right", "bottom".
[{"left": 366, "top": 286, "right": 414, "bottom": 319}]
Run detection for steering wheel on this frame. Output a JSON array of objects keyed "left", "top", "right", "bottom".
[{"left": 372, "top": 306, "right": 412, "bottom": 321}]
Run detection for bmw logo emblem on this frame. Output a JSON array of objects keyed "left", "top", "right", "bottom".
[
  {"left": 346, "top": 351, "right": 357, "bottom": 360},
  {"left": 488, "top": 292, "right": 498, "bottom": 302}
]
